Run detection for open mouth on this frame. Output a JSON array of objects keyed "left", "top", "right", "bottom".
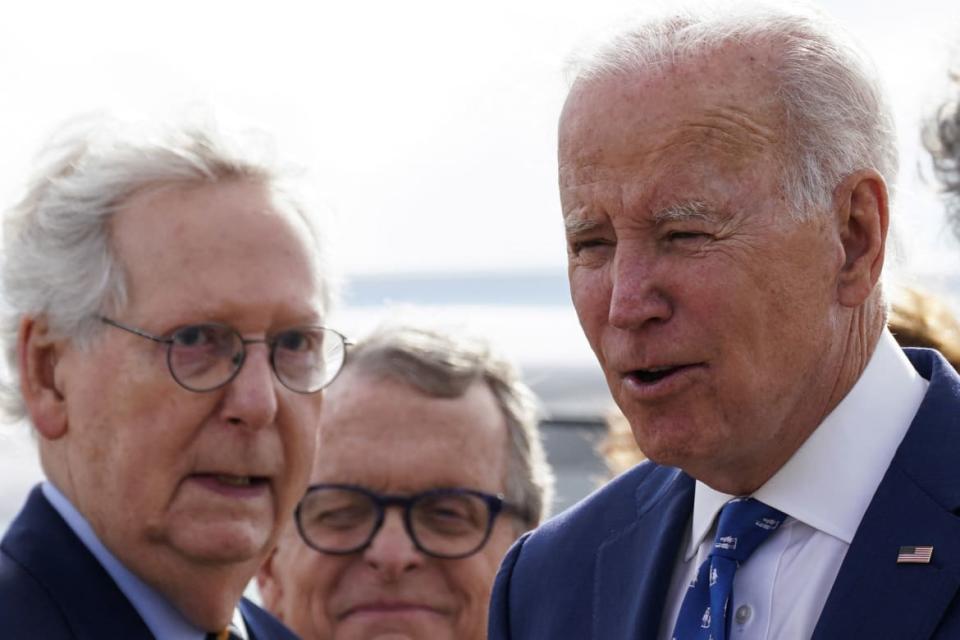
[
  {"left": 629, "top": 366, "right": 685, "bottom": 384},
  {"left": 194, "top": 473, "right": 270, "bottom": 488},
  {"left": 216, "top": 474, "right": 266, "bottom": 487}
]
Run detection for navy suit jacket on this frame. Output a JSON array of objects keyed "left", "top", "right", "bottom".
[
  {"left": 0, "top": 486, "right": 298, "bottom": 640},
  {"left": 489, "top": 348, "right": 960, "bottom": 639}
]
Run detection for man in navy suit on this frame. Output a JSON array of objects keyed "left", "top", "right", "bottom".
[
  {"left": 0, "top": 118, "right": 348, "bottom": 639},
  {"left": 490, "top": 3, "right": 960, "bottom": 639}
]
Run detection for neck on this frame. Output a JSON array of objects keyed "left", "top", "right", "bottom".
[
  {"left": 125, "top": 549, "right": 255, "bottom": 631},
  {"left": 39, "top": 470, "right": 255, "bottom": 631},
  {"left": 697, "top": 304, "right": 885, "bottom": 495}
]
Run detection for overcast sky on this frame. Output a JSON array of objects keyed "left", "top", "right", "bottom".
[{"left": 1, "top": 0, "right": 959, "bottom": 279}]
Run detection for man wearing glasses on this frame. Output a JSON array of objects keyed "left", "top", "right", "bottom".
[
  {"left": 256, "top": 324, "right": 554, "bottom": 640},
  {"left": 0, "top": 118, "right": 347, "bottom": 639}
]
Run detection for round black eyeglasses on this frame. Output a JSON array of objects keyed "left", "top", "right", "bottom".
[
  {"left": 99, "top": 316, "right": 350, "bottom": 394},
  {"left": 295, "top": 484, "right": 528, "bottom": 559}
]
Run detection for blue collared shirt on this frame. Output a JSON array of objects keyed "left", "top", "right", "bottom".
[{"left": 42, "top": 481, "right": 247, "bottom": 640}]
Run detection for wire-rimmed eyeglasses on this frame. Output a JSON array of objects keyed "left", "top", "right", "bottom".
[
  {"left": 295, "top": 483, "right": 527, "bottom": 559},
  {"left": 100, "top": 316, "right": 350, "bottom": 394}
]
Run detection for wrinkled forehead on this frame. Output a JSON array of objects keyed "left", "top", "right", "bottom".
[
  {"left": 312, "top": 371, "right": 510, "bottom": 490},
  {"left": 111, "top": 179, "right": 329, "bottom": 316},
  {"left": 559, "top": 43, "right": 787, "bottom": 183}
]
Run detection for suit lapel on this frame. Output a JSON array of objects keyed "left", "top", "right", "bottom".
[
  {"left": 2, "top": 486, "right": 153, "bottom": 638},
  {"left": 240, "top": 597, "right": 298, "bottom": 640},
  {"left": 813, "top": 468, "right": 960, "bottom": 639},
  {"left": 814, "top": 350, "right": 960, "bottom": 639},
  {"left": 593, "top": 468, "right": 694, "bottom": 639}
]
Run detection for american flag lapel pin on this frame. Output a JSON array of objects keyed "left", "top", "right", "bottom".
[{"left": 897, "top": 545, "right": 934, "bottom": 564}]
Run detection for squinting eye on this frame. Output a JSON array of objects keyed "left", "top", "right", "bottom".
[
  {"left": 668, "top": 231, "right": 708, "bottom": 242},
  {"left": 313, "top": 505, "right": 370, "bottom": 529},
  {"left": 172, "top": 324, "right": 222, "bottom": 348},
  {"left": 418, "top": 495, "right": 484, "bottom": 525},
  {"left": 569, "top": 239, "right": 612, "bottom": 255},
  {"left": 275, "top": 329, "right": 315, "bottom": 352}
]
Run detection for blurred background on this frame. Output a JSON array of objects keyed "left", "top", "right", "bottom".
[{"left": 2, "top": 0, "right": 959, "bottom": 529}]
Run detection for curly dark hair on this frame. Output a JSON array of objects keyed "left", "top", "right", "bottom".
[{"left": 924, "top": 74, "right": 960, "bottom": 236}]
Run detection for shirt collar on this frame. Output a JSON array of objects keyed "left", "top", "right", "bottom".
[
  {"left": 686, "top": 330, "right": 928, "bottom": 560},
  {"left": 41, "top": 482, "right": 209, "bottom": 640}
]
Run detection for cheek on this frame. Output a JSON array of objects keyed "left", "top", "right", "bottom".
[
  {"left": 278, "top": 401, "right": 322, "bottom": 489},
  {"left": 736, "top": 259, "right": 829, "bottom": 352},
  {"left": 569, "top": 270, "right": 611, "bottom": 336},
  {"left": 285, "top": 555, "right": 339, "bottom": 637},
  {"left": 68, "top": 380, "right": 197, "bottom": 487},
  {"left": 457, "top": 533, "right": 514, "bottom": 605},
  {"left": 444, "top": 559, "right": 502, "bottom": 639},
  {"left": 69, "top": 343, "right": 201, "bottom": 448}
]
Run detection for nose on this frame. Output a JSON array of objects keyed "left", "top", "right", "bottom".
[
  {"left": 219, "top": 343, "right": 279, "bottom": 429},
  {"left": 363, "top": 509, "right": 424, "bottom": 580},
  {"left": 607, "top": 248, "right": 672, "bottom": 330}
]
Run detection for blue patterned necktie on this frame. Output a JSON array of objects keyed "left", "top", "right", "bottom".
[{"left": 671, "top": 497, "right": 786, "bottom": 640}]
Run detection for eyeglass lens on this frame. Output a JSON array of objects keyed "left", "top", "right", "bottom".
[
  {"left": 167, "top": 324, "right": 343, "bottom": 393},
  {"left": 298, "top": 487, "right": 494, "bottom": 558}
]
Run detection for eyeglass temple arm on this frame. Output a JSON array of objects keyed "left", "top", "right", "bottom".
[{"left": 99, "top": 316, "right": 169, "bottom": 343}]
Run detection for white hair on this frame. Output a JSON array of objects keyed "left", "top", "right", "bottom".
[
  {"left": 345, "top": 323, "right": 555, "bottom": 532},
  {"left": 1, "top": 115, "right": 332, "bottom": 420},
  {"left": 565, "top": 1, "right": 898, "bottom": 218}
]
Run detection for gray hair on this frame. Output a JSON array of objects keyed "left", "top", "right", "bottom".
[
  {"left": 1, "top": 115, "right": 331, "bottom": 421},
  {"left": 924, "top": 77, "right": 960, "bottom": 235},
  {"left": 565, "top": 1, "right": 898, "bottom": 218},
  {"left": 344, "top": 324, "right": 555, "bottom": 533}
]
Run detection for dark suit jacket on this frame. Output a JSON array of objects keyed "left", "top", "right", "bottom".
[
  {"left": 489, "top": 348, "right": 960, "bottom": 639},
  {"left": 0, "top": 485, "right": 298, "bottom": 639}
]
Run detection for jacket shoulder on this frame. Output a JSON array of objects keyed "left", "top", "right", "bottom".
[
  {"left": 240, "top": 598, "right": 299, "bottom": 640},
  {"left": 488, "top": 462, "right": 688, "bottom": 639},
  {"left": 527, "top": 460, "right": 683, "bottom": 553},
  {"left": 0, "top": 545, "right": 74, "bottom": 639}
]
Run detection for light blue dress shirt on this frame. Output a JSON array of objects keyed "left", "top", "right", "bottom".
[{"left": 42, "top": 481, "right": 221, "bottom": 640}]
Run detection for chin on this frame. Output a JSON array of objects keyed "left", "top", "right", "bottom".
[
  {"left": 171, "top": 521, "right": 273, "bottom": 564},
  {"left": 634, "top": 424, "right": 706, "bottom": 468}
]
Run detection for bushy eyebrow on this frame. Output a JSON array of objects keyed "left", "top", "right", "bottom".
[
  {"left": 563, "top": 200, "right": 727, "bottom": 238},
  {"left": 651, "top": 201, "right": 714, "bottom": 224},
  {"left": 564, "top": 216, "right": 605, "bottom": 236}
]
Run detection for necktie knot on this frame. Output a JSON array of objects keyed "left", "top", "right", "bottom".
[{"left": 711, "top": 497, "right": 786, "bottom": 563}]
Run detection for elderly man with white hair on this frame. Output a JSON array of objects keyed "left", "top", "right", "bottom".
[
  {"left": 0, "top": 119, "right": 346, "bottom": 639},
  {"left": 490, "top": 3, "right": 960, "bottom": 639}
]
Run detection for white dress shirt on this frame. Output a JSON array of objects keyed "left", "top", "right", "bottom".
[
  {"left": 658, "top": 330, "right": 929, "bottom": 639},
  {"left": 42, "top": 482, "right": 249, "bottom": 640}
]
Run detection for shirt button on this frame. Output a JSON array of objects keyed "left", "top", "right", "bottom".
[{"left": 735, "top": 605, "right": 752, "bottom": 625}]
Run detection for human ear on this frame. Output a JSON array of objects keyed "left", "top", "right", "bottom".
[
  {"left": 833, "top": 169, "right": 888, "bottom": 307},
  {"left": 255, "top": 546, "right": 284, "bottom": 618},
  {"left": 18, "top": 316, "right": 68, "bottom": 440}
]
